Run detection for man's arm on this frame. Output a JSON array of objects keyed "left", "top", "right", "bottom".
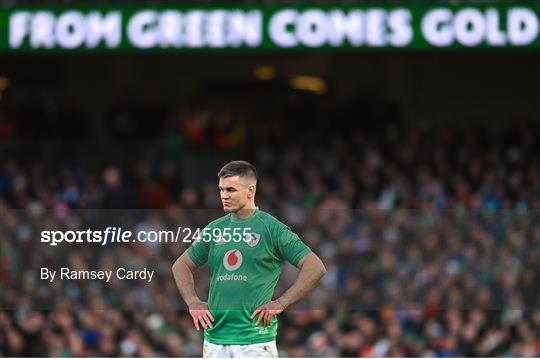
[
  {"left": 251, "top": 252, "right": 326, "bottom": 326},
  {"left": 172, "top": 252, "right": 214, "bottom": 330},
  {"left": 277, "top": 252, "right": 326, "bottom": 308}
]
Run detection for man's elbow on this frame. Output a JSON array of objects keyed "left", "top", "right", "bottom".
[
  {"left": 308, "top": 254, "right": 326, "bottom": 281},
  {"left": 298, "top": 253, "right": 326, "bottom": 282},
  {"left": 317, "top": 262, "right": 327, "bottom": 280},
  {"left": 171, "top": 257, "right": 180, "bottom": 273}
]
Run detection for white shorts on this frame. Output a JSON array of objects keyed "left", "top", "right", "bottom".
[{"left": 203, "top": 339, "right": 278, "bottom": 358}]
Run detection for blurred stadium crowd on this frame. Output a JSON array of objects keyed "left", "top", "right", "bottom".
[{"left": 1, "top": 102, "right": 539, "bottom": 357}]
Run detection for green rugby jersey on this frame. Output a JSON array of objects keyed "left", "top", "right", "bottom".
[{"left": 187, "top": 208, "right": 311, "bottom": 345}]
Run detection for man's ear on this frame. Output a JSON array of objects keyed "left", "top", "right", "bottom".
[{"left": 248, "top": 184, "right": 256, "bottom": 198}]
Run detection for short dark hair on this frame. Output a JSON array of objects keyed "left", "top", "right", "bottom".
[{"left": 218, "top": 160, "right": 257, "bottom": 181}]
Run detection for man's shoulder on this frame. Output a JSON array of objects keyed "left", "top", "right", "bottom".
[
  {"left": 255, "top": 210, "right": 288, "bottom": 230},
  {"left": 206, "top": 214, "right": 231, "bottom": 228}
]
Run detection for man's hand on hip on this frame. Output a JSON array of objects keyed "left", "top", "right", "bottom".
[
  {"left": 189, "top": 300, "right": 214, "bottom": 331},
  {"left": 251, "top": 300, "right": 285, "bottom": 327}
]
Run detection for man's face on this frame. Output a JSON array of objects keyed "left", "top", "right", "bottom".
[{"left": 218, "top": 176, "right": 254, "bottom": 213}]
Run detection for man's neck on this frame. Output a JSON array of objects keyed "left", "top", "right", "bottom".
[{"left": 232, "top": 206, "right": 257, "bottom": 220}]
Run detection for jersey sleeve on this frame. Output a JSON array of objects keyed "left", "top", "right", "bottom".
[
  {"left": 274, "top": 224, "right": 311, "bottom": 266},
  {"left": 187, "top": 235, "right": 210, "bottom": 267}
]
